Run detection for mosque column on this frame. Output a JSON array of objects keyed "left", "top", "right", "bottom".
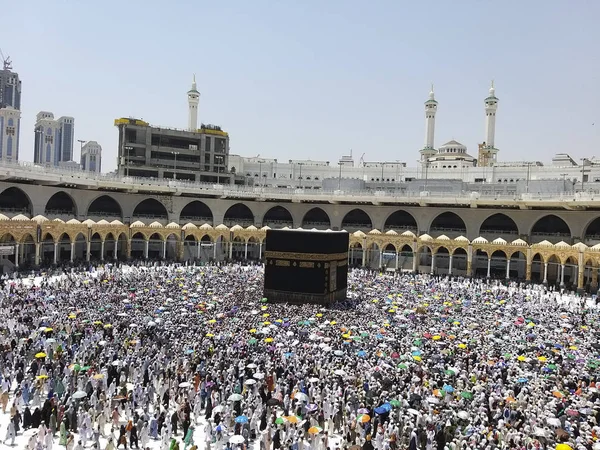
[
  {"left": 361, "top": 247, "right": 366, "bottom": 267},
  {"left": 196, "top": 241, "right": 201, "bottom": 259},
  {"left": 577, "top": 253, "right": 585, "bottom": 293},
  {"left": 144, "top": 239, "right": 149, "bottom": 259},
  {"left": 486, "top": 257, "right": 491, "bottom": 278},
  {"left": 86, "top": 240, "right": 91, "bottom": 262},
  {"left": 53, "top": 242, "right": 58, "bottom": 264},
  {"left": 35, "top": 243, "right": 40, "bottom": 266},
  {"left": 379, "top": 248, "right": 383, "bottom": 269},
  {"left": 430, "top": 252, "right": 436, "bottom": 274},
  {"left": 100, "top": 240, "right": 105, "bottom": 261},
  {"left": 259, "top": 242, "right": 263, "bottom": 260},
  {"left": 560, "top": 263, "right": 565, "bottom": 288},
  {"left": 412, "top": 248, "right": 418, "bottom": 273},
  {"left": 395, "top": 250, "right": 399, "bottom": 271},
  {"left": 448, "top": 253, "right": 453, "bottom": 276},
  {"left": 505, "top": 259, "right": 511, "bottom": 280},
  {"left": 244, "top": 242, "right": 248, "bottom": 260},
  {"left": 228, "top": 241, "right": 233, "bottom": 259},
  {"left": 70, "top": 242, "right": 75, "bottom": 262},
  {"left": 466, "top": 245, "right": 473, "bottom": 277},
  {"left": 213, "top": 240, "right": 217, "bottom": 259},
  {"left": 543, "top": 262, "right": 548, "bottom": 284},
  {"left": 162, "top": 240, "right": 167, "bottom": 259},
  {"left": 592, "top": 265, "right": 599, "bottom": 291},
  {"left": 525, "top": 253, "right": 532, "bottom": 282},
  {"left": 126, "top": 239, "right": 132, "bottom": 260},
  {"left": 114, "top": 241, "right": 118, "bottom": 260},
  {"left": 14, "top": 243, "right": 19, "bottom": 268}
]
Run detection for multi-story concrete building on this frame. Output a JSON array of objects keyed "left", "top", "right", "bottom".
[
  {"left": 33, "top": 112, "right": 75, "bottom": 166},
  {"left": 0, "top": 58, "right": 22, "bottom": 160},
  {"left": 81, "top": 141, "right": 102, "bottom": 173},
  {"left": 115, "top": 78, "right": 232, "bottom": 183},
  {"left": 0, "top": 107, "right": 20, "bottom": 160}
]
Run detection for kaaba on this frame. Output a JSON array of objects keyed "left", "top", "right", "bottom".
[{"left": 263, "top": 229, "right": 349, "bottom": 304}]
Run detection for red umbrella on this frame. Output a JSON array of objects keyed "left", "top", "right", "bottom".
[
  {"left": 423, "top": 333, "right": 432, "bottom": 339},
  {"left": 391, "top": 352, "right": 400, "bottom": 359}
]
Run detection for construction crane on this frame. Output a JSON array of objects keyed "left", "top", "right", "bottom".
[{"left": 0, "top": 48, "right": 12, "bottom": 71}]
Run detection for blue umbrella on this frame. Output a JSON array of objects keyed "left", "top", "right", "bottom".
[
  {"left": 518, "top": 377, "right": 528, "bottom": 383},
  {"left": 412, "top": 350, "right": 421, "bottom": 356},
  {"left": 357, "top": 350, "right": 367, "bottom": 357},
  {"left": 235, "top": 416, "right": 248, "bottom": 424},
  {"left": 374, "top": 406, "right": 387, "bottom": 415},
  {"left": 443, "top": 385, "right": 454, "bottom": 393}
]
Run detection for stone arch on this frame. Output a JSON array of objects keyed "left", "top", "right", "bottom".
[
  {"left": 179, "top": 201, "right": 213, "bottom": 224},
  {"left": 0, "top": 187, "right": 32, "bottom": 215},
  {"left": 224, "top": 203, "right": 254, "bottom": 227},
  {"left": 133, "top": 198, "right": 168, "bottom": 220},
  {"left": 530, "top": 214, "right": 571, "bottom": 239},
  {"left": 45, "top": 191, "right": 77, "bottom": 216},
  {"left": 429, "top": 212, "right": 466, "bottom": 235},
  {"left": 341, "top": 209, "right": 372, "bottom": 231},
  {"left": 479, "top": 213, "right": 519, "bottom": 236},
  {"left": 583, "top": 217, "right": 600, "bottom": 242},
  {"left": 383, "top": 210, "right": 417, "bottom": 232},
  {"left": 302, "top": 207, "right": 331, "bottom": 229},
  {"left": 262, "top": 205, "right": 293, "bottom": 228},
  {"left": 87, "top": 195, "right": 123, "bottom": 218}
]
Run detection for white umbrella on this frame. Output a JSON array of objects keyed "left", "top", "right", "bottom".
[
  {"left": 212, "top": 405, "right": 224, "bottom": 413},
  {"left": 244, "top": 379, "right": 257, "bottom": 385},
  {"left": 179, "top": 382, "right": 191, "bottom": 388},
  {"left": 228, "top": 393, "right": 243, "bottom": 401},
  {"left": 148, "top": 321, "right": 156, "bottom": 327},
  {"left": 246, "top": 363, "right": 257, "bottom": 369},
  {"left": 72, "top": 391, "right": 87, "bottom": 399},
  {"left": 294, "top": 392, "right": 309, "bottom": 402},
  {"left": 46, "top": 338, "right": 56, "bottom": 343},
  {"left": 253, "top": 373, "right": 265, "bottom": 380},
  {"left": 308, "top": 377, "right": 319, "bottom": 383},
  {"left": 98, "top": 340, "right": 107, "bottom": 346},
  {"left": 111, "top": 360, "right": 121, "bottom": 366},
  {"left": 334, "top": 350, "right": 344, "bottom": 356},
  {"left": 334, "top": 369, "right": 346, "bottom": 376},
  {"left": 229, "top": 435, "right": 245, "bottom": 444},
  {"left": 457, "top": 411, "right": 469, "bottom": 420},
  {"left": 407, "top": 408, "right": 419, "bottom": 416}
]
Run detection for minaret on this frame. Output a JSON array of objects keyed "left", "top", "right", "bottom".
[
  {"left": 419, "top": 85, "right": 438, "bottom": 163},
  {"left": 187, "top": 75, "right": 200, "bottom": 131},
  {"left": 483, "top": 81, "right": 499, "bottom": 156}
]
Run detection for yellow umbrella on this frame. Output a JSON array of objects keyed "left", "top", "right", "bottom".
[
  {"left": 93, "top": 321, "right": 102, "bottom": 325},
  {"left": 538, "top": 356, "right": 547, "bottom": 362},
  {"left": 263, "top": 321, "right": 271, "bottom": 325},
  {"left": 264, "top": 337, "right": 274, "bottom": 343},
  {"left": 413, "top": 355, "right": 422, "bottom": 362},
  {"left": 342, "top": 333, "right": 351, "bottom": 339},
  {"left": 104, "top": 324, "right": 113, "bottom": 329},
  {"left": 68, "top": 314, "right": 76, "bottom": 319},
  {"left": 330, "top": 321, "right": 337, "bottom": 325},
  {"left": 372, "top": 299, "right": 379, "bottom": 303},
  {"left": 206, "top": 333, "right": 214, "bottom": 337},
  {"left": 285, "top": 415, "right": 300, "bottom": 424},
  {"left": 44, "top": 327, "right": 53, "bottom": 332},
  {"left": 316, "top": 313, "right": 323, "bottom": 318},
  {"left": 569, "top": 346, "right": 578, "bottom": 350},
  {"left": 93, "top": 374, "right": 104, "bottom": 379},
  {"left": 556, "top": 444, "right": 573, "bottom": 450},
  {"left": 432, "top": 335, "right": 442, "bottom": 341},
  {"left": 249, "top": 329, "right": 257, "bottom": 333},
  {"left": 517, "top": 355, "right": 526, "bottom": 362},
  {"left": 35, "top": 352, "right": 47, "bottom": 358},
  {"left": 36, "top": 375, "right": 48, "bottom": 380},
  {"left": 263, "top": 313, "right": 270, "bottom": 318},
  {"left": 308, "top": 426, "right": 323, "bottom": 435},
  {"left": 208, "top": 319, "right": 217, "bottom": 324},
  {"left": 261, "top": 306, "right": 268, "bottom": 311},
  {"left": 457, "top": 343, "right": 467, "bottom": 349}
]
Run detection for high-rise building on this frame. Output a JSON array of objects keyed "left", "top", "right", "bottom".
[
  {"left": 0, "top": 58, "right": 22, "bottom": 161},
  {"left": 0, "top": 107, "right": 21, "bottom": 160},
  {"left": 57, "top": 116, "right": 74, "bottom": 163},
  {"left": 0, "top": 66, "right": 21, "bottom": 110},
  {"left": 81, "top": 141, "right": 102, "bottom": 173},
  {"left": 33, "top": 112, "right": 75, "bottom": 166}
]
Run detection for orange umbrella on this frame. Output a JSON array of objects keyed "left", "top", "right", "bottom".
[{"left": 553, "top": 391, "right": 564, "bottom": 398}]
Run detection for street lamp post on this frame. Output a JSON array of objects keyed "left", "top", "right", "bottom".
[
  {"left": 580, "top": 158, "right": 590, "bottom": 191},
  {"left": 298, "top": 163, "right": 304, "bottom": 188},
  {"left": 338, "top": 162, "right": 343, "bottom": 190},
  {"left": 526, "top": 162, "right": 531, "bottom": 194},
  {"left": 258, "top": 160, "right": 265, "bottom": 187},
  {"left": 560, "top": 173, "right": 568, "bottom": 193},
  {"left": 381, "top": 163, "right": 385, "bottom": 185},
  {"left": 173, "top": 152, "right": 179, "bottom": 179}
]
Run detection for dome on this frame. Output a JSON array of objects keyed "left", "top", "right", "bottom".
[
  {"left": 572, "top": 242, "right": 588, "bottom": 251},
  {"left": 511, "top": 238, "right": 528, "bottom": 246},
  {"left": 591, "top": 243, "right": 600, "bottom": 251},
  {"left": 0, "top": 214, "right": 9, "bottom": 221},
  {"left": 246, "top": 225, "right": 258, "bottom": 231},
  {"left": 492, "top": 237, "right": 507, "bottom": 245},
  {"left": 66, "top": 219, "right": 81, "bottom": 225},
  {"left": 166, "top": 222, "right": 180, "bottom": 229},
  {"left": 199, "top": 223, "right": 213, "bottom": 230},
  {"left": 260, "top": 226, "right": 271, "bottom": 231},
  {"left": 130, "top": 221, "right": 145, "bottom": 228},
  {"left": 110, "top": 220, "right": 124, "bottom": 226},
  {"left": 368, "top": 229, "right": 382, "bottom": 235},
  {"left": 353, "top": 231, "right": 366, "bottom": 238},
  {"left": 555, "top": 241, "right": 570, "bottom": 249},
  {"left": 230, "top": 225, "right": 243, "bottom": 231},
  {"left": 11, "top": 214, "right": 30, "bottom": 221},
  {"left": 533, "top": 240, "right": 554, "bottom": 247},
  {"left": 454, "top": 235, "right": 469, "bottom": 242},
  {"left": 385, "top": 230, "right": 398, "bottom": 235},
  {"left": 96, "top": 219, "right": 109, "bottom": 225},
  {"left": 436, "top": 234, "right": 450, "bottom": 241},
  {"left": 215, "top": 224, "right": 228, "bottom": 231},
  {"left": 148, "top": 221, "right": 163, "bottom": 228},
  {"left": 182, "top": 223, "right": 197, "bottom": 230},
  {"left": 53, "top": 218, "right": 65, "bottom": 223},
  {"left": 438, "top": 140, "right": 467, "bottom": 155},
  {"left": 31, "top": 215, "right": 49, "bottom": 224},
  {"left": 472, "top": 237, "right": 488, "bottom": 244},
  {"left": 401, "top": 230, "right": 416, "bottom": 238},
  {"left": 82, "top": 219, "right": 96, "bottom": 226},
  {"left": 419, "top": 234, "right": 433, "bottom": 241}
]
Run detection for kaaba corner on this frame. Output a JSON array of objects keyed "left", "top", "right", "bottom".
[{"left": 263, "top": 229, "right": 349, "bottom": 305}]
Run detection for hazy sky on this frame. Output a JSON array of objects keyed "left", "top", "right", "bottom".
[{"left": 2, "top": 0, "right": 599, "bottom": 172}]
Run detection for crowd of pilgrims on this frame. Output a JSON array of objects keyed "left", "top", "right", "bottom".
[{"left": 0, "top": 261, "right": 598, "bottom": 450}]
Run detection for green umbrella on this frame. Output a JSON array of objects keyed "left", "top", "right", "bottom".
[
  {"left": 390, "top": 399, "right": 401, "bottom": 408},
  {"left": 73, "top": 364, "right": 81, "bottom": 371},
  {"left": 129, "top": 288, "right": 136, "bottom": 292},
  {"left": 445, "top": 369, "right": 456, "bottom": 376},
  {"left": 81, "top": 366, "right": 91, "bottom": 371},
  {"left": 461, "top": 391, "right": 473, "bottom": 400},
  {"left": 248, "top": 338, "right": 257, "bottom": 345},
  {"left": 397, "top": 363, "right": 408, "bottom": 370},
  {"left": 360, "top": 332, "right": 369, "bottom": 337},
  {"left": 547, "top": 364, "right": 557, "bottom": 370},
  {"left": 503, "top": 353, "right": 512, "bottom": 359},
  {"left": 567, "top": 354, "right": 575, "bottom": 360},
  {"left": 275, "top": 417, "right": 285, "bottom": 424},
  {"left": 260, "top": 298, "right": 268, "bottom": 303}
]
